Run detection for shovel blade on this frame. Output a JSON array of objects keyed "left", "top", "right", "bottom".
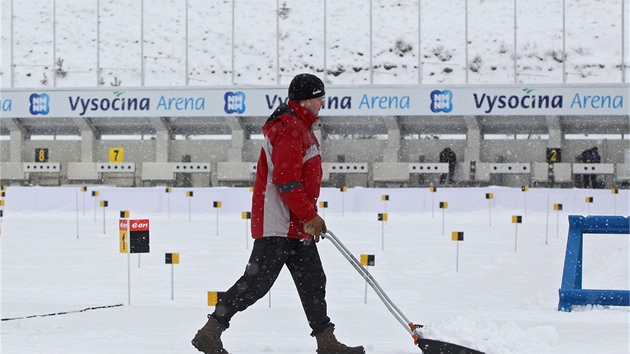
[{"left": 417, "top": 338, "right": 485, "bottom": 354}]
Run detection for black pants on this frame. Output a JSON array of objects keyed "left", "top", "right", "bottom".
[
  {"left": 211, "top": 237, "right": 331, "bottom": 336},
  {"left": 439, "top": 165, "right": 455, "bottom": 184},
  {"left": 583, "top": 174, "right": 597, "bottom": 188}
]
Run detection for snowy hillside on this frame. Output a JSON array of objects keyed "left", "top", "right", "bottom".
[{"left": 1, "top": 0, "right": 627, "bottom": 88}]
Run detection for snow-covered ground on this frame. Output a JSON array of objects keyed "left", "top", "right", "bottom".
[
  {"left": 1, "top": 1, "right": 629, "bottom": 353},
  {"left": 1, "top": 186, "right": 628, "bottom": 353},
  {"left": 2, "top": 0, "right": 627, "bottom": 88}
]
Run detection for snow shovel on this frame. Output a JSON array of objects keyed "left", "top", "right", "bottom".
[{"left": 322, "top": 230, "right": 484, "bottom": 354}]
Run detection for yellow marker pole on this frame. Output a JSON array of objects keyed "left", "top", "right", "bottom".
[
  {"left": 319, "top": 201, "right": 328, "bottom": 219},
  {"left": 554, "top": 203, "right": 563, "bottom": 239},
  {"left": 612, "top": 188, "right": 618, "bottom": 215},
  {"left": 207, "top": 291, "right": 226, "bottom": 306},
  {"left": 340, "top": 186, "right": 347, "bottom": 217},
  {"left": 381, "top": 195, "right": 389, "bottom": 217},
  {"left": 512, "top": 215, "right": 523, "bottom": 253},
  {"left": 186, "top": 191, "right": 193, "bottom": 222},
  {"left": 80, "top": 186, "right": 87, "bottom": 216},
  {"left": 430, "top": 187, "right": 436, "bottom": 218},
  {"left": 166, "top": 253, "right": 179, "bottom": 300},
  {"left": 208, "top": 292, "right": 217, "bottom": 306},
  {"left": 0, "top": 191, "right": 4, "bottom": 223},
  {"left": 378, "top": 213, "right": 387, "bottom": 251},
  {"left": 165, "top": 187, "right": 172, "bottom": 218},
  {"left": 242, "top": 211, "right": 251, "bottom": 249},
  {"left": 585, "top": 196, "right": 593, "bottom": 215},
  {"left": 439, "top": 202, "right": 448, "bottom": 236},
  {"left": 360, "top": 255, "right": 375, "bottom": 303},
  {"left": 486, "top": 193, "right": 494, "bottom": 226},
  {"left": 119, "top": 216, "right": 131, "bottom": 305},
  {"left": 213, "top": 201, "right": 222, "bottom": 236},
  {"left": 91, "top": 190, "right": 99, "bottom": 222},
  {"left": 100, "top": 200, "right": 108, "bottom": 234},
  {"left": 452, "top": 232, "right": 464, "bottom": 272}
]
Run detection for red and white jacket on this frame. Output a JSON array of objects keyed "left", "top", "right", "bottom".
[{"left": 251, "top": 100, "right": 322, "bottom": 240}]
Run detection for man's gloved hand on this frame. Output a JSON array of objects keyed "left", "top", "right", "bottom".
[{"left": 304, "top": 215, "right": 327, "bottom": 242}]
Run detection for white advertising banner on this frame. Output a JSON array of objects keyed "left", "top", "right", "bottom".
[{"left": 0, "top": 84, "right": 627, "bottom": 119}]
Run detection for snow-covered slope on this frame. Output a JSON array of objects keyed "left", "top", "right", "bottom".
[{"left": 2, "top": 0, "right": 627, "bottom": 88}]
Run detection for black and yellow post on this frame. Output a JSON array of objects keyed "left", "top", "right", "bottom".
[
  {"left": 452, "top": 231, "right": 464, "bottom": 272},
  {"left": 165, "top": 253, "right": 179, "bottom": 300},
  {"left": 340, "top": 186, "right": 347, "bottom": 217},
  {"left": 452, "top": 231, "right": 464, "bottom": 241},
  {"left": 319, "top": 201, "right": 328, "bottom": 219},
  {"left": 80, "top": 186, "right": 87, "bottom": 216},
  {"left": 585, "top": 196, "right": 593, "bottom": 215},
  {"left": 521, "top": 186, "right": 529, "bottom": 216},
  {"left": 0, "top": 191, "right": 4, "bottom": 230},
  {"left": 360, "top": 254, "right": 375, "bottom": 267},
  {"left": 242, "top": 211, "right": 251, "bottom": 249},
  {"left": 486, "top": 192, "right": 494, "bottom": 226},
  {"left": 100, "top": 200, "right": 108, "bottom": 234},
  {"left": 360, "top": 254, "right": 375, "bottom": 303},
  {"left": 430, "top": 186, "right": 437, "bottom": 218},
  {"left": 118, "top": 218, "right": 130, "bottom": 304},
  {"left": 165, "top": 187, "right": 172, "bottom": 218},
  {"left": 378, "top": 213, "right": 387, "bottom": 251},
  {"left": 512, "top": 215, "right": 523, "bottom": 253},
  {"left": 439, "top": 201, "right": 448, "bottom": 235},
  {"left": 207, "top": 291, "right": 226, "bottom": 307},
  {"left": 213, "top": 201, "right": 222, "bottom": 236},
  {"left": 381, "top": 194, "right": 389, "bottom": 215},
  {"left": 611, "top": 188, "right": 619, "bottom": 215},
  {"left": 554, "top": 203, "right": 563, "bottom": 241},
  {"left": 91, "top": 190, "right": 99, "bottom": 222},
  {"left": 186, "top": 191, "right": 193, "bottom": 222}
]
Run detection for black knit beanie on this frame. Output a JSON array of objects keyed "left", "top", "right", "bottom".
[{"left": 288, "top": 73, "right": 325, "bottom": 102}]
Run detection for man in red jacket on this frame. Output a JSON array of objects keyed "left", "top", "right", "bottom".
[{"left": 192, "top": 73, "right": 364, "bottom": 354}]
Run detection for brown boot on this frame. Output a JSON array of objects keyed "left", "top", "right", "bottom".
[
  {"left": 191, "top": 316, "right": 229, "bottom": 354},
  {"left": 315, "top": 323, "right": 365, "bottom": 354}
]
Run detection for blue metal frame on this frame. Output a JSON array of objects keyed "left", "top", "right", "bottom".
[{"left": 558, "top": 215, "right": 630, "bottom": 312}]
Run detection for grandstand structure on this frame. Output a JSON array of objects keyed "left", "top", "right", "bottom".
[{"left": 0, "top": 83, "right": 628, "bottom": 188}]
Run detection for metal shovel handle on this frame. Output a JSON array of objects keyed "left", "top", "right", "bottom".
[{"left": 322, "top": 230, "right": 415, "bottom": 337}]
